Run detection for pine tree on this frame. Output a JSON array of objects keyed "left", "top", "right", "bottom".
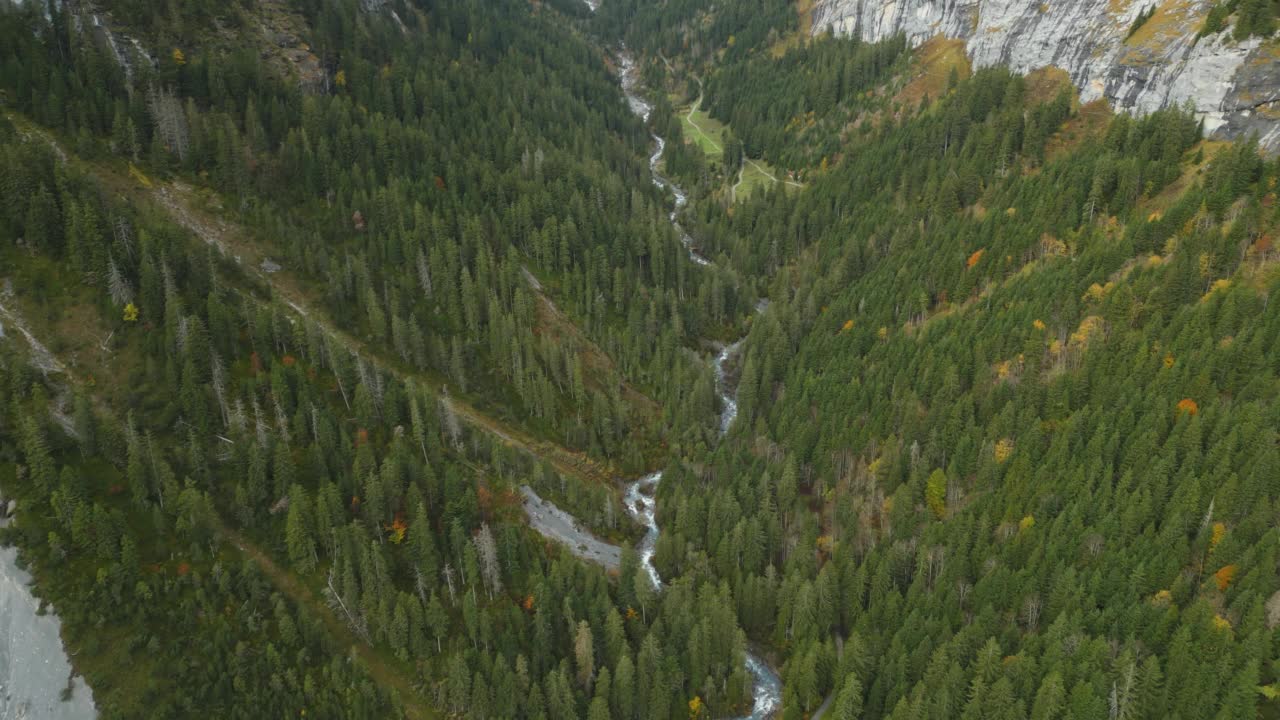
[
  {"left": 285, "top": 484, "right": 316, "bottom": 572},
  {"left": 575, "top": 620, "right": 596, "bottom": 690}
]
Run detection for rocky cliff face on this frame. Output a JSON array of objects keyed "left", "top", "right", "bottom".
[{"left": 810, "top": 0, "right": 1280, "bottom": 150}]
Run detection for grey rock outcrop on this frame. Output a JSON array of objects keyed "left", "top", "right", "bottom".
[{"left": 810, "top": 0, "right": 1280, "bottom": 150}]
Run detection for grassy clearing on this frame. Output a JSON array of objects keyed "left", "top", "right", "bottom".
[
  {"left": 893, "top": 37, "right": 972, "bottom": 110},
  {"left": 679, "top": 103, "right": 727, "bottom": 160},
  {"left": 737, "top": 161, "right": 774, "bottom": 200},
  {"left": 1121, "top": 0, "right": 1201, "bottom": 63},
  {"left": 672, "top": 96, "right": 800, "bottom": 200},
  {"left": 737, "top": 158, "right": 794, "bottom": 200},
  {"left": 768, "top": 0, "right": 816, "bottom": 58},
  {"left": 1046, "top": 98, "right": 1113, "bottom": 161}
]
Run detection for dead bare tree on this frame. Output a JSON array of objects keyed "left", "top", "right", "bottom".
[
  {"left": 439, "top": 392, "right": 463, "bottom": 452},
  {"left": 229, "top": 397, "right": 247, "bottom": 436},
  {"left": 324, "top": 565, "right": 371, "bottom": 644},
  {"left": 272, "top": 392, "right": 291, "bottom": 445},
  {"left": 924, "top": 545, "right": 945, "bottom": 591},
  {"left": 414, "top": 567, "right": 429, "bottom": 606},
  {"left": 441, "top": 563, "right": 457, "bottom": 604},
  {"left": 474, "top": 523, "right": 502, "bottom": 600},
  {"left": 211, "top": 352, "right": 230, "bottom": 428},
  {"left": 106, "top": 253, "right": 134, "bottom": 307},
  {"left": 146, "top": 85, "right": 189, "bottom": 160},
  {"left": 113, "top": 217, "right": 135, "bottom": 258},
  {"left": 325, "top": 335, "right": 351, "bottom": 410},
  {"left": 1022, "top": 593, "right": 1041, "bottom": 631},
  {"left": 251, "top": 398, "right": 268, "bottom": 446}
]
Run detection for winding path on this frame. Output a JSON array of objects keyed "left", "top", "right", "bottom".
[
  {"left": 684, "top": 76, "right": 723, "bottom": 153},
  {"left": 0, "top": 290, "right": 435, "bottom": 719},
  {"left": 681, "top": 76, "right": 803, "bottom": 192}
]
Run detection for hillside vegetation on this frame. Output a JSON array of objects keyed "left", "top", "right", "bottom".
[
  {"left": 2, "top": 0, "right": 1280, "bottom": 718},
  {"left": 617, "top": 10, "right": 1280, "bottom": 718}
]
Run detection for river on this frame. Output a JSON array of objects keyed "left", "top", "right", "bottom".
[
  {"left": 0, "top": 516, "right": 96, "bottom": 720},
  {"left": 616, "top": 48, "right": 782, "bottom": 720}
]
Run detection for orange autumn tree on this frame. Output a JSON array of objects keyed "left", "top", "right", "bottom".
[
  {"left": 1214, "top": 564, "right": 1238, "bottom": 592},
  {"left": 966, "top": 248, "right": 986, "bottom": 269},
  {"left": 385, "top": 514, "right": 407, "bottom": 544},
  {"left": 1176, "top": 398, "right": 1199, "bottom": 417}
]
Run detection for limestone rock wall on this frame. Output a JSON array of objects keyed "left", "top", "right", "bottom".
[{"left": 810, "top": 0, "right": 1280, "bottom": 150}]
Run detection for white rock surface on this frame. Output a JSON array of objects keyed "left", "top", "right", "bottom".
[
  {"left": 520, "top": 486, "right": 622, "bottom": 569},
  {"left": 810, "top": 0, "right": 1280, "bottom": 150},
  {"left": 0, "top": 540, "right": 96, "bottom": 720}
]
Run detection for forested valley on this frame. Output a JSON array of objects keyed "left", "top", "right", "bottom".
[{"left": 1, "top": 0, "right": 1279, "bottom": 718}]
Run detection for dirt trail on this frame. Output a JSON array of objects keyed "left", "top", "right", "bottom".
[
  {"left": 218, "top": 525, "right": 434, "bottom": 719},
  {"left": 685, "top": 77, "right": 723, "bottom": 153},
  {"left": 681, "top": 79, "right": 802, "bottom": 192},
  {"left": 745, "top": 157, "right": 804, "bottom": 188},
  {"left": 5, "top": 114, "right": 612, "bottom": 489},
  {"left": 0, "top": 288, "right": 437, "bottom": 718},
  {"left": 520, "top": 267, "right": 661, "bottom": 419},
  {"left": 0, "top": 300, "right": 65, "bottom": 375},
  {"left": 148, "top": 183, "right": 621, "bottom": 487}
]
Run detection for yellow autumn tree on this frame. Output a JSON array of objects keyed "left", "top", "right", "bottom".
[
  {"left": 688, "top": 696, "right": 704, "bottom": 719},
  {"left": 994, "top": 438, "right": 1014, "bottom": 464},
  {"left": 123, "top": 303, "right": 139, "bottom": 322},
  {"left": 1082, "top": 282, "right": 1113, "bottom": 303},
  {"left": 1069, "top": 315, "right": 1104, "bottom": 348},
  {"left": 1039, "top": 233, "right": 1067, "bottom": 257},
  {"left": 996, "top": 360, "right": 1012, "bottom": 380},
  {"left": 172, "top": 48, "right": 186, "bottom": 65}
]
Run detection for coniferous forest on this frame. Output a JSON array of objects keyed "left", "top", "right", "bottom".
[{"left": 1, "top": 0, "right": 1279, "bottom": 718}]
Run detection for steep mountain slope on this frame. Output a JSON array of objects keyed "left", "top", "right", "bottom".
[
  {"left": 810, "top": 0, "right": 1280, "bottom": 150},
  {"left": 5, "top": 0, "right": 1280, "bottom": 717},
  {"left": 598, "top": 6, "right": 1280, "bottom": 717},
  {"left": 0, "top": 0, "right": 767, "bottom": 717}
]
